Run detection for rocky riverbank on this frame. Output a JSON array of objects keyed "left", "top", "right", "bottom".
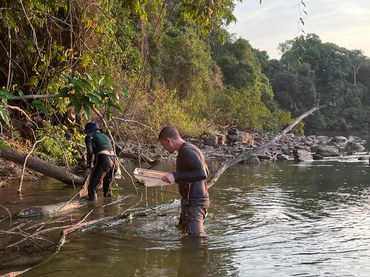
[
  {"left": 124, "top": 131, "right": 369, "bottom": 166},
  {"left": 1, "top": 131, "right": 368, "bottom": 185}
]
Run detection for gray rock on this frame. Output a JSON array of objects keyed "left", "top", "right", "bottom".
[
  {"left": 346, "top": 141, "right": 365, "bottom": 152},
  {"left": 315, "top": 145, "right": 340, "bottom": 157},
  {"left": 293, "top": 149, "right": 313, "bottom": 162},
  {"left": 333, "top": 136, "right": 348, "bottom": 143},
  {"left": 313, "top": 153, "right": 324, "bottom": 160}
]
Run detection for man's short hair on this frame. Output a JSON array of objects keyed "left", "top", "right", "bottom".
[{"left": 158, "top": 126, "right": 180, "bottom": 140}]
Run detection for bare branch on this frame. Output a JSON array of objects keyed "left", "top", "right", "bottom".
[
  {"left": 18, "top": 137, "right": 46, "bottom": 193},
  {"left": 0, "top": 204, "right": 12, "bottom": 224}
]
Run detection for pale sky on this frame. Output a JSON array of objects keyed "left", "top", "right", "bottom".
[{"left": 227, "top": 0, "right": 370, "bottom": 59}]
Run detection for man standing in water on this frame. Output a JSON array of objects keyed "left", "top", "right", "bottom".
[{"left": 159, "top": 126, "right": 210, "bottom": 237}]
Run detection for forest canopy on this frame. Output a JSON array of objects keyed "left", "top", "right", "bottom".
[{"left": 1, "top": 0, "right": 369, "bottom": 166}]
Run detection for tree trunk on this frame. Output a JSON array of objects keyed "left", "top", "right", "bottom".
[{"left": 0, "top": 146, "right": 84, "bottom": 186}]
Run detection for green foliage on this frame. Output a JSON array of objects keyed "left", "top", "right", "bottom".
[
  {"left": 59, "top": 73, "right": 128, "bottom": 119},
  {"left": 36, "top": 123, "right": 84, "bottom": 165},
  {"left": 5, "top": 0, "right": 369, "bottom": 160},
  {"left": 0, "top": 88, "right": 14, "bottom": 124},
  {"left": 209, "top": 34, "right": 288, "bottom": 131},
  {"left": 210, "top": 86, "right": 283, "bottom": 131},
  {"left": 271, "top": 33, "right": 370, "bottom": 132},
  {"left": 137, "top": 87, "right": 210, "bottom": 138},
  {"left": 157, "top": 26, "right": 215, "bottom": 116},
  {"left": 0, "top": 138, "right": 11, "bottom": 149}
]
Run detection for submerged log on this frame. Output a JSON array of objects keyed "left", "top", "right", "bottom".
[
  {"left": 14, "top": 200, "right": 85, "bottom": 218},
  {"left": 0, "top": 146, "right": 84, "bottom": 186}
]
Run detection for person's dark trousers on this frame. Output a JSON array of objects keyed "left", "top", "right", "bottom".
[
  {"left": 179, "top": 200, "right": 209, "bottom": 237},
  {"left": 88, "top": 154, "right": 115, "bottom": 200}
]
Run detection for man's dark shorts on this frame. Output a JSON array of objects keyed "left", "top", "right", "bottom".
[{"left": 180, "top": 201, "right": 209, "bottom": 237}]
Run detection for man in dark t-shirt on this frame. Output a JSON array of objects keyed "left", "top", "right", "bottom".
[{"left": 159, "top": 126, "right": 210, "bottom": 237}]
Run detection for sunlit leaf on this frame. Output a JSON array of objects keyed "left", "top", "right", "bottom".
[
  {"left": 88, "top": 94, "right": 101, "bottom": 105},
  {"left": 118, "top": 87, "right": 129, "bottom": 97},
  {"left": 84, "top": 72, "right": 93, "bottom": 81},
  {"left": 83, "top": 103, "right": 91, "bottom": 118},
  {"left": 110, "top": 104, "right": 123, "bottom": 112},
  {"left": 0, "top": 108, "right": 9, "bottom": 124},
  {"left": 0, "top": 89, "right": 15, "bottom": 100},
  {"left": 0, "top": 139, "right": 11, "bottom": 149}
]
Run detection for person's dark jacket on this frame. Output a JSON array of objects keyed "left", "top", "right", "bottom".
[
  {"left": 85, "top": 130, "right": 113, "bottom": 168},
  {"left": 174, "top": 142, "right": 209, "bottom": 206}
]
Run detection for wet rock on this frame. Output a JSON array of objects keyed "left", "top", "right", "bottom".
[
  {"left": 345, "top": 141, "right": 365, "bottom": 152},
  {"left": 333, "top": 136, "right": 348, "bottom": 143},
  {"left": 293, "top": 149, "right": 313, "bottom": 162},
  {"left": 312, "top": 153, "right": 324, "bottom": 160},
  {"left": 315, "top": 145, "right": 340, "bottom": 157},
  {"left": 281, "top": 146, "right": 293, "bottom": 156},
  {"left": 316, "top": 136, "right": 330, "bottom": 145},
  {"left": 276, "top": 154, "right": 289, "bottom": 161},
  {"left": 227, "top": 129, "right": 254, "bottom": 144}
]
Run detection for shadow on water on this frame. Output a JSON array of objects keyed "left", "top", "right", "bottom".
[{"left": 1, "top": 155, "right": 370, "bottom": 276}]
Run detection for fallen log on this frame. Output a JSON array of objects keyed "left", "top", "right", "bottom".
[
  {"left": 0, "top": 146, "right": 84, "bottom": 187},
  {"left": 207, "top": 106, "right": 320, "bottom": 188}
]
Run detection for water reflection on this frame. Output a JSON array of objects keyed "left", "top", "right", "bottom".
[{"left": 177, "top": 237, "right": 209, "bottom": 277}]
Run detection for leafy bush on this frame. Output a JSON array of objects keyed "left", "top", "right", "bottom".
[
  {"left": 36, "top": 123, "right": 84, "bottom": 166},
  {"left": 126, "top": 87, "right": 210, "bottom": 139}
]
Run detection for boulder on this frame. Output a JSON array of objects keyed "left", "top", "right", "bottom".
[
  {"left": 316, "top": 136, "right": 330, "bottom": 145},
  {"left": 276, "top": 154, "right": 289, "bottom": 161},
  {"left": 312, "top": 153, "right": 324, "bottom": 160},
  {"left": 345, "top": 141, "right": 365, "bottom": 152},
  {"left": 293, "top": 149, "right": 313, "bottom": 162},
  {"left": 333, "top": 136, "right": 348, "bottom": 143},
  {"left": 227, "top": 129, "right": 254, "bottom": 144},
  {"left": 204, "top": 135, "right": 218, "bottom": 147},
  {"left": 315, "top": 145, "right": 340, "bottom": 157}
]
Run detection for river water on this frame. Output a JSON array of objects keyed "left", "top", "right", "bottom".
[{"left": 1, "top": 153, "right": 370, "bottom": 276}]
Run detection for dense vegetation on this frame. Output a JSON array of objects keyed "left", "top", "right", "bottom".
[
  {"left": 264, "top": 34, "right": 370, "bottom": 133},
  {"left": 0, "top": 0, "right": 369, "bottom": 166}
]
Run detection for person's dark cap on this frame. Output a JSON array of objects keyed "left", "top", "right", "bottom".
[{"left": 84, "top": 122, "right": 99, "bottom": 134}]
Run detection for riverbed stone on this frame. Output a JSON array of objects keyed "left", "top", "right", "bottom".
[
  {"left": 315, "top": 145, "right": 340, "bottom": 157},
  {"left": 313, "top": 153, "right": 324, "bottom": 160},
  {"left": 293, "top": 149, "right": 313, "bottom": 162},
  {"left": 345, "top": 141, "right": 365, "bottom": 152}
]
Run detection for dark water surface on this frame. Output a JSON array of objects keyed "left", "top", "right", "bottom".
[{"left": 1, "top": 155, "right": 370, "bottom": 276}]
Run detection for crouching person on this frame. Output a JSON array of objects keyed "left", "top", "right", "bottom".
[{"left": 84, "top": 121, "right": 117, "bottom": 201}]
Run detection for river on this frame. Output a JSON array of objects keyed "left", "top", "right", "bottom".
[{"left": 1, "top": 153, "right": 370, "bottom": 276}]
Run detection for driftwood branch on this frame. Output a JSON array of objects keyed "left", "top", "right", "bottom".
[
  {"left": 207, "top": 106, "right": 320, "bottom": 189},
  {"left": 56, "top": 193, "right": 143, "bottom": 252},
  {"left": 18, "top": 137, "right": 46, "bottom": 193},
  {"left": 0, "top": 204, "right": 12, "bottom": 224}
]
